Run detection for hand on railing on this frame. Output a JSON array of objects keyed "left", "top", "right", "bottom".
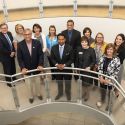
[
  {"left": 56, "top": 64, "right": 65, "bottom": 70},
  {"left": 37, "top": 66, "right": 44, "bottom": 71},
  {"left": 21, "top": 68, "right": 28, "bottom": 75}
]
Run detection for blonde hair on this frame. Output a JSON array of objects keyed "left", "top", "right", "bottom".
[{"left": 15, "top": 24, "right": 24, "bottom": 34}]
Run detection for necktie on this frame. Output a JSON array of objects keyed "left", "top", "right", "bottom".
[
  {"left": 59, "top": 46, "right": 63, "bottom": 59},
  {"left": 68, "top": 31, "right": 72, "bottom": 42},
  {"left": 4, "top": 34, "right": 12, "bottom": 50}
]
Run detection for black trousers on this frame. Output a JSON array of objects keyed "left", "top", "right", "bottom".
[
  {"left": 100, "top": 84, "right": 112, "bottom": 102},
  {"left": 2, "top": 58, "right": 16, "bottom": 83},
  {"left": 56, "top": 74, "right": 72, "bottom": 97}
]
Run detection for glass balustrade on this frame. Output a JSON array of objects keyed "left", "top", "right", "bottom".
[{"left": 0, "top": 67, "right": 125, "bottom": 125}]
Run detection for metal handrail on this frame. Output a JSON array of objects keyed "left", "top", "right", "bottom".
[{"left": 0, "top": 67, "right": 125, "bottom": 97}]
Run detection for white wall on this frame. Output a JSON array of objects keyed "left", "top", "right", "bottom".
[{"left": 7, "top": 16, "right": 125, "bottom": 43}]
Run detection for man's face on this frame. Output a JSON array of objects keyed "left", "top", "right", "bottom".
[
  {"left": 67, "top": 22, "right": 74, "bottom": 31},
  {"left": 58, "top": 35, "right": 65, "bottom": 46},
  {"left": 23, "top": 30, "right": 32, "bottom": 42},
  {"left": 0, "top": 24, "right": 8, "bottom": 34}
]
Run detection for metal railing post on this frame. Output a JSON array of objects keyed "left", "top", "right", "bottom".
[
  {"left": 2, "top": 0, "right": 8, "bottom": 23},
  {"left": 108, "top": 0, "right": 114, "bottom": 18},
  {"left": 73, "top": 0, "right": 78, "bottom": 16},
  {"left": 39, "top": 0, "right": 44, "bottom": 18}
]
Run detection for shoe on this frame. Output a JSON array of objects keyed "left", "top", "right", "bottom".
[
  {"left": 7, "top": 83, "right": 15, "bottom": 87},
  {"left": 52, "top": 76, "right": 56, "bottom": 80},
  {"left": 55, "top": 94, "right": 63, "bottom": 100},
  {"left": 29, "top": 98, "right": 34, "bottom": 103},
  {"left": 67, "top": 95, "right": 71, "bottom": 101},
  {"left": 96, "top": 101, "right": 102, "bottom": 108},
  {"left": 38, "top": 96, "right": 43, "bottom": 100}
]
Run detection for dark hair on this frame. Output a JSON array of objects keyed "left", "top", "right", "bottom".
[
  {"left": 104, "top": 43, "right": 115, "bottom": 56},
  {"left": 57, "top": 33, "right": 66, "bottom": 39},
  {"left": 114, "top": 33, "right": 125, "bottom": 46},
  {"left": 67, "top": 19, "right": 74, "bottom": 25},
  {"left": 81, "top": 36, "right": 89, "bottom": 46},
  {"left": 32, "top": 23, "right": 42, "bottom": 33},
  {"left": 49, "top": 25, "right": 56, "bottom": 36},
  {"left": 0, "top": 22, "right": 8, "bottom": 28},
  {"left": 83, "top": 27, "right": 92, "bottom": 36}
]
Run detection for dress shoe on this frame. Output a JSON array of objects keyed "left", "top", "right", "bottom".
[
  {"left": 7, "top": 83, "right": 15, "bottom": 87},
  {"left": 38, "top": 95, "right": 43, "bottom": 100},
  {"left": 29, "top": 98, "right": 34, "bottom": 103},
  {"left": 55, "top": 94, "right": 63, "bottom": 100},
  {"left": 67, "top": 95, "right": 71, "bottom": 101}
]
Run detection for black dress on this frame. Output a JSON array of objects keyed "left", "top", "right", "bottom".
[{"left": 76, "top": 46, "right": 96, "bottom": 85}]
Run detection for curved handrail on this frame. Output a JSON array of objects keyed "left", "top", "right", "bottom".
[
  {"left": 0, "top": 67, "right": 125, "bottom": 125},
  {"left": 0, "top": 67, "right": 125, "bottom": 96}
]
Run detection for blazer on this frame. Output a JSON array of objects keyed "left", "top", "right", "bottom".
[
  {"left": 0, "top": 31, "right": 15, "bottom": 62},
  {"left": 75, "top": 46, "right": 96, "bottom": 69},
  {"left": 98, "top": 55, "right": 121, "bottom": 80},
  {"left": 62, "top": 29, "right": 81, "bottom": 50},
  {"left": 50, "top": 44, "right": 73, "bottom": 67},
  {"left": 17, "top": 39, "right": 44, "bottom": 73}
]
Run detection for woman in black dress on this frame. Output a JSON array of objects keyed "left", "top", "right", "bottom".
[{"left": 76, "top": 36, "right": 96, "bottom": 101}]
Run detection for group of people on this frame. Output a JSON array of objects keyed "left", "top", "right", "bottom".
[{"left": 0, "top": 19, "right": 125, "bottom": 107}]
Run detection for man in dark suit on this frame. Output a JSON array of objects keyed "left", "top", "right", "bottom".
[
  {"left": 0, "top": 23, "right": 16, "bottom": 87},
  {"left": 62, "top": 19, "right": 81, "bottom": 80},
  {"left": 51, "top": 33, "right": 73, "bottom": 101},
  {"left": 17, "top": 28, "right": 44, "bottom": 103}
]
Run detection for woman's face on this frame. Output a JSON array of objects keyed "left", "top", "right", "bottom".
[
  {"left": 49, "top": 27, "right": 56, "bottom": 35},
  {"left": 115, "top": 35, "right": 124, "bottom": 47},
  {"left": 17, "top": 26, "right": 24, "bottom": 34},
  {"left": 34, "top": 26, "right": 40, "bottom": 33},
  {"left": 96, "top": 34, "right": 104, "bottom": 44},
  {"left": 81, "top": 40, "right": 88, "bottom": 48},
  {"left": 85, "top": 30, "right": 91, "bottom": 38},
  {"left": 106, "top": 47, "right": 114, "bottom": 57}
]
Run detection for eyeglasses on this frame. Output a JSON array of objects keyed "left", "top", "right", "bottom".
[
  {"left": 97, "top": 37, "right": 103, "bottom": 39},
  {"left": 24, "top": 33, "right": 31, "bottom": 36}
]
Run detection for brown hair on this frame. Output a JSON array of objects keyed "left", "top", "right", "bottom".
[
  {"left": 104, "top": 43, "right": 116, "bottom": 56},
  {"left": 49, "top": 25, "right": 56, "bottom": 36},
  {"left": 15, "top": 24, "right": 24, "bottom": 33},
  {"left": 81, "top": 36, "right": 89, "bottom": 46},
  {"left": 32, "top": 23, "right": 42, "bottom": 33},
  {"left": 0, "top": 22, "right": 8, "bottom": 28}
]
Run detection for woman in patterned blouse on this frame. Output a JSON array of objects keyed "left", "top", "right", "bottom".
[{"left": 96, "top": 43, "right": 121, "bottom": 108}]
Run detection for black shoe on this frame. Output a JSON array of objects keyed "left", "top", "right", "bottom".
[
  {"left": 38, "top": 96, "right": 43, "bottom": 100},
  {"left": 7, "top": 83, "right": 12, "bottom": 87},
  {"left": 67, "top": 95, "right": 71, "bottom": 101},
  {"left": 55, "top": 94, "right": 63, "bottom": 100},
  {"left": 29, "top": 98, "right": 34, "bottom": 103},
  {"left": 52, "top": 76, "right": 56, "bottom": 80}
]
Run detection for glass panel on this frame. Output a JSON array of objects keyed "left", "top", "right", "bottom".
[
  {"left": 112, "top": 89, "right": 125, "bottom": 125},
  {"left": 113, "top": 0, "right": 125, "bottom": 19},
  {"left": 14, "top": 74, "right": 47, "bottom": 110},
  {"left": 48, "top": 74, "right": 79, "bottom": 102},
  {"left": 6, "top": 0, "right": 40, "bottom": 21},
  {"left": 77, "top": 0, "right": 109, "bottom": 18},
  {"left": 0, "top": 77, "right": 16, "bottom": 111}
]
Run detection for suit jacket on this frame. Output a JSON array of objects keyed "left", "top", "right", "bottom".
[
  {"left": 62, "top": 29, "right": 81, "bottom": 50},
  {"left": 50, "top": 44, "right": 73, "bottom": 69},
  {"left": 0, "top": 31, "right": 15, "bottom": 62},
  {"left": 17, "top": 39, "right": 44, "bottom": 73}
]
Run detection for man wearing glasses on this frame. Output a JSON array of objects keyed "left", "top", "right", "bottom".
[{"left": 17, "top": 28, "right": 44, "bottom": 103}]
